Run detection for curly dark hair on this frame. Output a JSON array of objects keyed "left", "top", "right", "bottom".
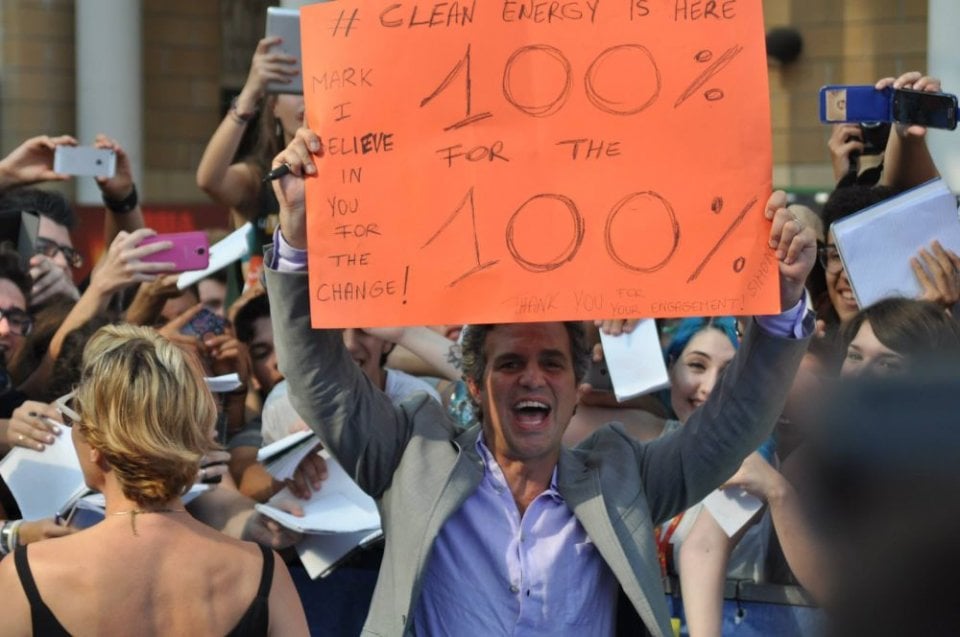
[{"left": 459, "top": 321, "right": 591, "bottom": 415}]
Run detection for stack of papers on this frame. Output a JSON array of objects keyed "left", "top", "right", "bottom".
[
  {"left": 0, "top": 432, "right": 86, "bottom": 520},
  {"left": 257, "top": 430, "right": 318, "bottom": 481},
  {"left": 833, "top": 178, "right": 960, "bottom": 308},
  {"left": 255, "top": 434, "right": 383, "bottom": 579}
]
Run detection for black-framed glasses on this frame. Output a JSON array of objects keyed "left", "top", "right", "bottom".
[
  {"left": 0, "top": 307, "right": 33, "bottom": 336},
  {"left": 34, "top": 237, "right": 83, "bottom": 269},
  {"left": 817, "top": 242, "right": 844, "bottom": 274}
]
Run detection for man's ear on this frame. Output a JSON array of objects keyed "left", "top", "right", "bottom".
[{"left": 466, "top": 377, "right": 481, "bottom": 403}]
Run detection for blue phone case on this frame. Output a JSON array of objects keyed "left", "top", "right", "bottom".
[{"left": 819, "top": 85, "right": 892, "bottom": 123}]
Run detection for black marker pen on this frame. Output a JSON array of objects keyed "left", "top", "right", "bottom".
[{"left": 262, "top": 163, "right": 292, "bottom": 183}]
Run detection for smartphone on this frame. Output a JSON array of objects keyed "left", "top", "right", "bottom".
[
  {"left": 265, "top": 7, "right": 302, "bottom": 95},
  {"left": 53, "top": 146, "right": 117, "bottom": 178},
  {"left": 180, "top": 307, "right": 228, "bottom": 339},
  {"left": 139, "top": 231, "right": 210, "bottom": 272},
  {"left": 892, "top": 88, "right": 958, "bottom": 130},
  {"left": 583, "top": 359, "right": 614, "bottom": 393},
  {"left": 857, "top": 122, "right": 891, "bottom": 156},
  {"left": 819, "top": 85, "right": 892, "bottom": 123}
]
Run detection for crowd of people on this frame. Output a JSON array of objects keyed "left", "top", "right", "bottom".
[{"left": 0, "top": 29, "right": 958, "bottom": 637}]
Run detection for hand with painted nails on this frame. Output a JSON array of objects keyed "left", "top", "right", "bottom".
[{"left": 2, "top": 401, "right": 65, "bottom": 452}]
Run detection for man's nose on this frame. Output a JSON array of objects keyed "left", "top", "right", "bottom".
[
  {"left": 519, "top": 363, "right": 546, "bottom": 387},
  {"left": 0, "top": 315, "right": 10, "bottom": 336}
]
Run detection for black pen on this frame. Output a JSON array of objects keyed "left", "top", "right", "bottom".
[{"left": 262, "top": 163, "right": 291, "bottom": 183}]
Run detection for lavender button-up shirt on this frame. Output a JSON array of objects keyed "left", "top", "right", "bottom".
[{"left": 411, "top": 434, "right": 618, "bottom": 636}]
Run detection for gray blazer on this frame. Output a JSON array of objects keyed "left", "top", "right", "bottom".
[{"left": 266, "top": 266, "right": 810, "bottom": 637}]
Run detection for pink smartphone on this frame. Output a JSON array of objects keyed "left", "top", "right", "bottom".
[{"left": 139, "top": 231, "right": 210, "bottom": 271}]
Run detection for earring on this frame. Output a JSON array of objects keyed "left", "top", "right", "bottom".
[{"left": 275, "top": 120, "right": 283, "bottom": 139}]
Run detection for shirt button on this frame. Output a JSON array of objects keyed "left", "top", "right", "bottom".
[{"left": 510, "top": 584, "right": 519, "bottom": 594}]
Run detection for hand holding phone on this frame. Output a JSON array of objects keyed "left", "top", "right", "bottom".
[
  {"left": 138, "top": 231, "right": 210, "bottom": 272},
  {"left": 264, "top": 8, "right": 302, "bottom": 94},
  {"left": 820, "top": 84, "right": 957, "bottom": 130},
  {"left": 53, "top": 146, "right": 117, "bottom": 178}
]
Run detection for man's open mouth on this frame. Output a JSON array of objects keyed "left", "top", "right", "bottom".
[{"left": 513, "top": 400, "right": 551, "bottom": 428}]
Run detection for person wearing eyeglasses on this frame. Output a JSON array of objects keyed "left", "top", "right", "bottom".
[
  {"left": 0, "top": 187, "right": 82, "bottom": 308},
  {"left": 817, "top": 189, "right": 960, "bottom": 331}
]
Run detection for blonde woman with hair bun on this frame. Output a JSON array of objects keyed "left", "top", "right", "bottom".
[{"left": 0, "top": 324, "right": 308, "bottom": 636}]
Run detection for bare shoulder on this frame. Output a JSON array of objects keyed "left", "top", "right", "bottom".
[{"left": 0, "top": 550, "right": 36, "bottom": 637}]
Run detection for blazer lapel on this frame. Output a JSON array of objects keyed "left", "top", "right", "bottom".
[
  {"left": 415, "top": 426, "right": 485, "bottom": 567},
  {"left": 558, "top": 448, "right": 669, "bottom": 637}
]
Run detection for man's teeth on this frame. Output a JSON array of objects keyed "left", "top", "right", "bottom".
[{"left": 516, "top": 400, "right": 548, "bottom": 410}]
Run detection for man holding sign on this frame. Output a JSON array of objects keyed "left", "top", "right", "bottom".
[{"left": 265, "top": 126, "right": 816, "bottom": 636}]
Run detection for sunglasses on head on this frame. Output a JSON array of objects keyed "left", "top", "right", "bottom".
[{"left": 54, "top": 391, "right": 81, "bottom": 428}]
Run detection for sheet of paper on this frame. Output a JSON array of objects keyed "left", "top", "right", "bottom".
[
  {"left": 204, "top": 373, "right": 242, "bottom": 394},
  {"left": 0, "top": 433, "right": 85, "bottom": 520},
  {"left": 177, "top": 222, "right": 251, "bottom": 290},
  {"left": 599, "top": 320, "right": 670, "bottom": 402},
  {"left": 256, "top": 491, "right": 380, "bottom": 534},
  {"left": 255, "top": 452, "right": 380, "bottom": 534},
  {"left": 702, "top": 487, "right": 764, "bottom": 538},
  {"left": 297, "top": 529, "right": 383, "bottom": 579},
  {"left": 257, "top": 430, "right": 319, "bottom": 481},
  {"left": 833, "top": 178, "right": 960, "bottom": 307},
  {"left": 299, "top": 2, "right": 778, "bottom": 326}
]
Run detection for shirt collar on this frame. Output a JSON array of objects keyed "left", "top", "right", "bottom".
[{"left": 475, "top": 431, "right": 562, "bottom": 498}]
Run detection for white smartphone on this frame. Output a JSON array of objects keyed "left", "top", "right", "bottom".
[
  {"left": 265, "top": 7, "right": 302, "bottom": 95},
  {"left": 53, "top": 146, "right": 117, "bottom": 178}
]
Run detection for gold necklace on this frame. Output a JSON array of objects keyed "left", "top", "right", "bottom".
[{"left": 111, "top": 508, "right": 188, "bottom": 535}]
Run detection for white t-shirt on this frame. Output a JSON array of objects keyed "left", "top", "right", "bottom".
[
  {"left": 384, "top": 368, "right": 442, "bottom": 404},
  {"left": 261, "top": 369, "right": 441, "bottom": 445}
]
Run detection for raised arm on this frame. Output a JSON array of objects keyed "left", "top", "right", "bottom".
[
  {"left": 196, "top": 37, "right": 297, "bottom": 213},
  {"left": 264, "top": 128, "right": 442, "bottom": 495},
  {"left": 0, "top": 134, "right": 76, "bottom": 192},
  {"left": 94, "top": 134, "right": 146, "bottom": 242},
  {"left": 639, "top": 191, "right": 817, "bottom": 524},
  {"left": 18, "top": 229, "right": 176, "bottom": 397},
  {"left": 878, "top": 72, "right": 941, "bottom": 191}
]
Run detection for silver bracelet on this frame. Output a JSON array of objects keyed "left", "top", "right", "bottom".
[
  {"left": 0, "top": 520, "right": 13, "bottom": 555},
  {"left": 8, "top": 519, "right": 22, "bottom": 553}
]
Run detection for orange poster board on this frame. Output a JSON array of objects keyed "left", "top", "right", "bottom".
[{"left": 301, "top": 0, "right": 777, "bottom": 327}]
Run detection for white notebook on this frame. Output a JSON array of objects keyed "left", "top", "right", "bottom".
[{"left": 832, "top": 178, "right": 960, "bottom": 308}]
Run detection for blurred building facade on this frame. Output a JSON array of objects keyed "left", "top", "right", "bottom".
[{"left": 0, "top": 0, "right": 936, "bottom": 205}]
